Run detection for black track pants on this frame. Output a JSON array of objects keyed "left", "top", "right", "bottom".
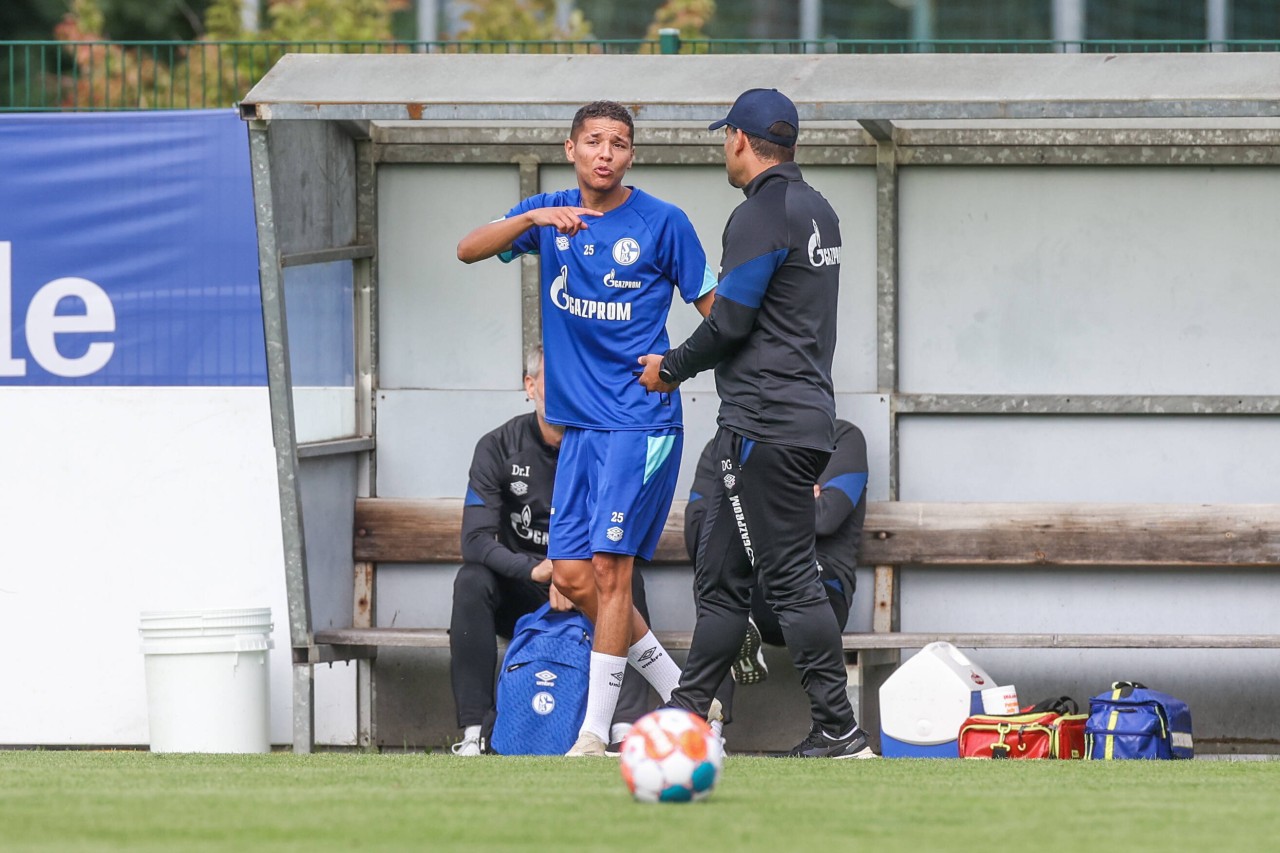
[
  {"left": 712, "top": 583, "right": 850, "bottom": 722},
  {"left": 670, "top": 427, "right": 857, "bottom": 736}
]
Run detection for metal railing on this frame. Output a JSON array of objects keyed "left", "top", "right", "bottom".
[{"left": 4, "top": 37, "right": 1280, "bottom": 112}]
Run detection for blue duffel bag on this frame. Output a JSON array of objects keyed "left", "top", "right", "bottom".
[{"left": 1085, "top": 681, "right": 1194, "bottom": 760}]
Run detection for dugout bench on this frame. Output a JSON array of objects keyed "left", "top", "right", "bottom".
[{"left": 310, "top": 498, "right": 1280, "bottom": 752}]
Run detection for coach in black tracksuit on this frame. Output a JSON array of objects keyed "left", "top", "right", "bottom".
[
  {"left": 449, "top": 350, "right": 650, "bottom": 754},
  {"left": 638, "top": 88, "right": 872, "bottom": 758},
  {"left": 685, "top": 419, "right": 869, "bottom": 649}
]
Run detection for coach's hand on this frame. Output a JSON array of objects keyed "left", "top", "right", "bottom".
[
  {"left": 637, "top": 354, "right": 678, "bottom": 393},
  {"left": 527, "top": 206, "right": 602, "bottom": 236},
  {"left": 531, "top": 558, "right": 554, "bottom": 584}
]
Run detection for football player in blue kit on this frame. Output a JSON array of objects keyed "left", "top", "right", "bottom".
[{"left": 457, "top": 101, "right": 717, "bottom": 756}]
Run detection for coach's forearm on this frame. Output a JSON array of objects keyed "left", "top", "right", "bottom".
[{"left": 662, "top": 298, "right": 755, "bottom": 381}]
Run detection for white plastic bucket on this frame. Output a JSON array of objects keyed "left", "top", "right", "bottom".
[{"left": 139, "top": 608, "right": 274, "bottom": 753}]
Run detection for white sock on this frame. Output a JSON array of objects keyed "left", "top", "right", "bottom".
[
  {"left": 581, "top": 651, "right": 627, "bottom": 741},
  {"left": 627, "top": 630, "right": 682, "bottom": 702},
  {"left": 463, "top": 725, "right": 481, "bottom": 741},
  {"left": 610, "top": 722, "right": 633, "bottom": 745}
]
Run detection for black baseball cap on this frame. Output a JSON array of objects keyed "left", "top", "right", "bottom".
[{"left": 708, "top": 88, "right": 799, "bottom": 147}]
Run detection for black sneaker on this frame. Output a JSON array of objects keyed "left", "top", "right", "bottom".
[
  {"left": 788, "top": 726, "right": 878, "bottom": 759},
  {"left": 731, "top": 618, "right": 768, "bottom": 685}
]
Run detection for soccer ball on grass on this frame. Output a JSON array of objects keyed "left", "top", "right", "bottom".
[{"left": 618, "top": 708, "right": 723, "bottom": 803}]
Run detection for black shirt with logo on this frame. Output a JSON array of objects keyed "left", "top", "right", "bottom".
[
  {"left": 661, "top": 161, "right": 842, "bottom": 452},
  {"left": 461, "top": 412, "right": 558, "bottom": 581}
]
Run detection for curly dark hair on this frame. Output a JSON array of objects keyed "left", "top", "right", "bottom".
[{"left": 570, "top": 101, "right": 635, "bottom": 144}]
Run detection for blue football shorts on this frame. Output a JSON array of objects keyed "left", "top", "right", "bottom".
[{"left": 549, "top": 426, "right": 683, "bottom": 561}]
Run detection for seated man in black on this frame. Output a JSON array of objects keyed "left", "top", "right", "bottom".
[
  {"left": 685, "top": 419, "right": 868, "bottom": 697},
  {"left": 450, "top": 347, "right": 651, "bottom": 754}
]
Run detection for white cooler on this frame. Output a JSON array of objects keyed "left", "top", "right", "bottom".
[{"left": 879, "top": 641, "right": 1008, "bottom": 758}]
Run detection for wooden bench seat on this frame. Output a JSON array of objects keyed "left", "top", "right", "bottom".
[
  {"left": 326, "top": 496, "right": 1279, "bottom": 750},
  {"left": 347, "top": 497, "right": 1280, "bottom": 650},
  {"left": 355, "top": 498, "right": 1280, "bottom": 569}
]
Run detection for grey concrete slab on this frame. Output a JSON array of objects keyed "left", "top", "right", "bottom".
[
  {"left": 898, "top": 166, "right": 1280, "bottom": 396},
  {"left": 243, "top": 53, "right": 1280, "bottom": 122}
]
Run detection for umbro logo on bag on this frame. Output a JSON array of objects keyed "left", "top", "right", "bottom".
[{"left": 535, "top": 670, "right": 557, "bottom": 687}]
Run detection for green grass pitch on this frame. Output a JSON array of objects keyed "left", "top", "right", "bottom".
[{"left": 2, "top": 751, "right": 1277, "bottom": 851}]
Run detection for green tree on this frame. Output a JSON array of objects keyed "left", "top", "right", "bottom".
[
  {"left": 202, "top": 0, "right": 407, "bottom": 41},
  {"left": 455, "top": 0, "right": 592, "bottom": 43},
  {"left": 55, "top": 0, "right": 179, "bottom": 107},
  {"left": 2, "top": 0, "right": 85, "bottom": 108},
  {"left": 646, "top": 0, "right": 715, "bottom": 41},
  {"left": 96, "top": 0, "right": 216, "bottom": 40},
  {"left": 195, "top": 0, "right": 411, "bottom": 105},
  {"left": 53, "top": 0, "right": 411, "bottom": 109}
]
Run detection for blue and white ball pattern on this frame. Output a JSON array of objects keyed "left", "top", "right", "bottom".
[{"left": 619, "top": 708, "right": 723, "bottom": 803}]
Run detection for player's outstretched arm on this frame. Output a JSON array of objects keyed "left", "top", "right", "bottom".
[
  {"left": 457, "top": 214, "right": 533, "bottom": 264},
  {"left": 456, "top": 207, "right": 603, "bottom": 264}
]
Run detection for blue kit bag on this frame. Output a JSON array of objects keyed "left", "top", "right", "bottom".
[
  {"left": 490, "top": 603, "right": 593, "bottom": 756},
  {"left": 1085, "top": 681, "right": 1194, "bottom": 760}
]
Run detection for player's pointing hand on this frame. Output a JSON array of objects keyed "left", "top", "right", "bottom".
[{"left": 528, "top": 206, "right": 603, "bottom": 236}]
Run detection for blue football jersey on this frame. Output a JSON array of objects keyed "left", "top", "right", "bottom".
[{"left": 500, "top": 187, "right": 715, "bottom": 430}]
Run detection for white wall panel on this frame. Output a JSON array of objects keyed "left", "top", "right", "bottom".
[
  {"left": 898, "top": 415, "right": 1280, "bottom": 502},
  {"left": 899, "top": 167, "right": 1280, "bottom": 395},
  {"left": 376, "top": 390, "right": 534, "bottom": 498},
  {"left": 0, "top": 388, "right": 290, "bottom": 745},
  {"left": 377, "top": 165, "right": 524, "bottom": 390}
]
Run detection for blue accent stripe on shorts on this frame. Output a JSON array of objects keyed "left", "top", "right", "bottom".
[
  {"left": 740, "top": 438, "right": 756, "bottom": 465},
  {"left": 644, "top": 434, "right": 676, "bottom": 484}
]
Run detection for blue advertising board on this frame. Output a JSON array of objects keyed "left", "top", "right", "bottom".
[{"left": 0, "top": 110, "right": 266, "bottom": 386}]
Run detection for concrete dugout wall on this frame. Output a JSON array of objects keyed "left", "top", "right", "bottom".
[{"left": 242, "top": 53, "right": 1280, "bottom": 752}]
